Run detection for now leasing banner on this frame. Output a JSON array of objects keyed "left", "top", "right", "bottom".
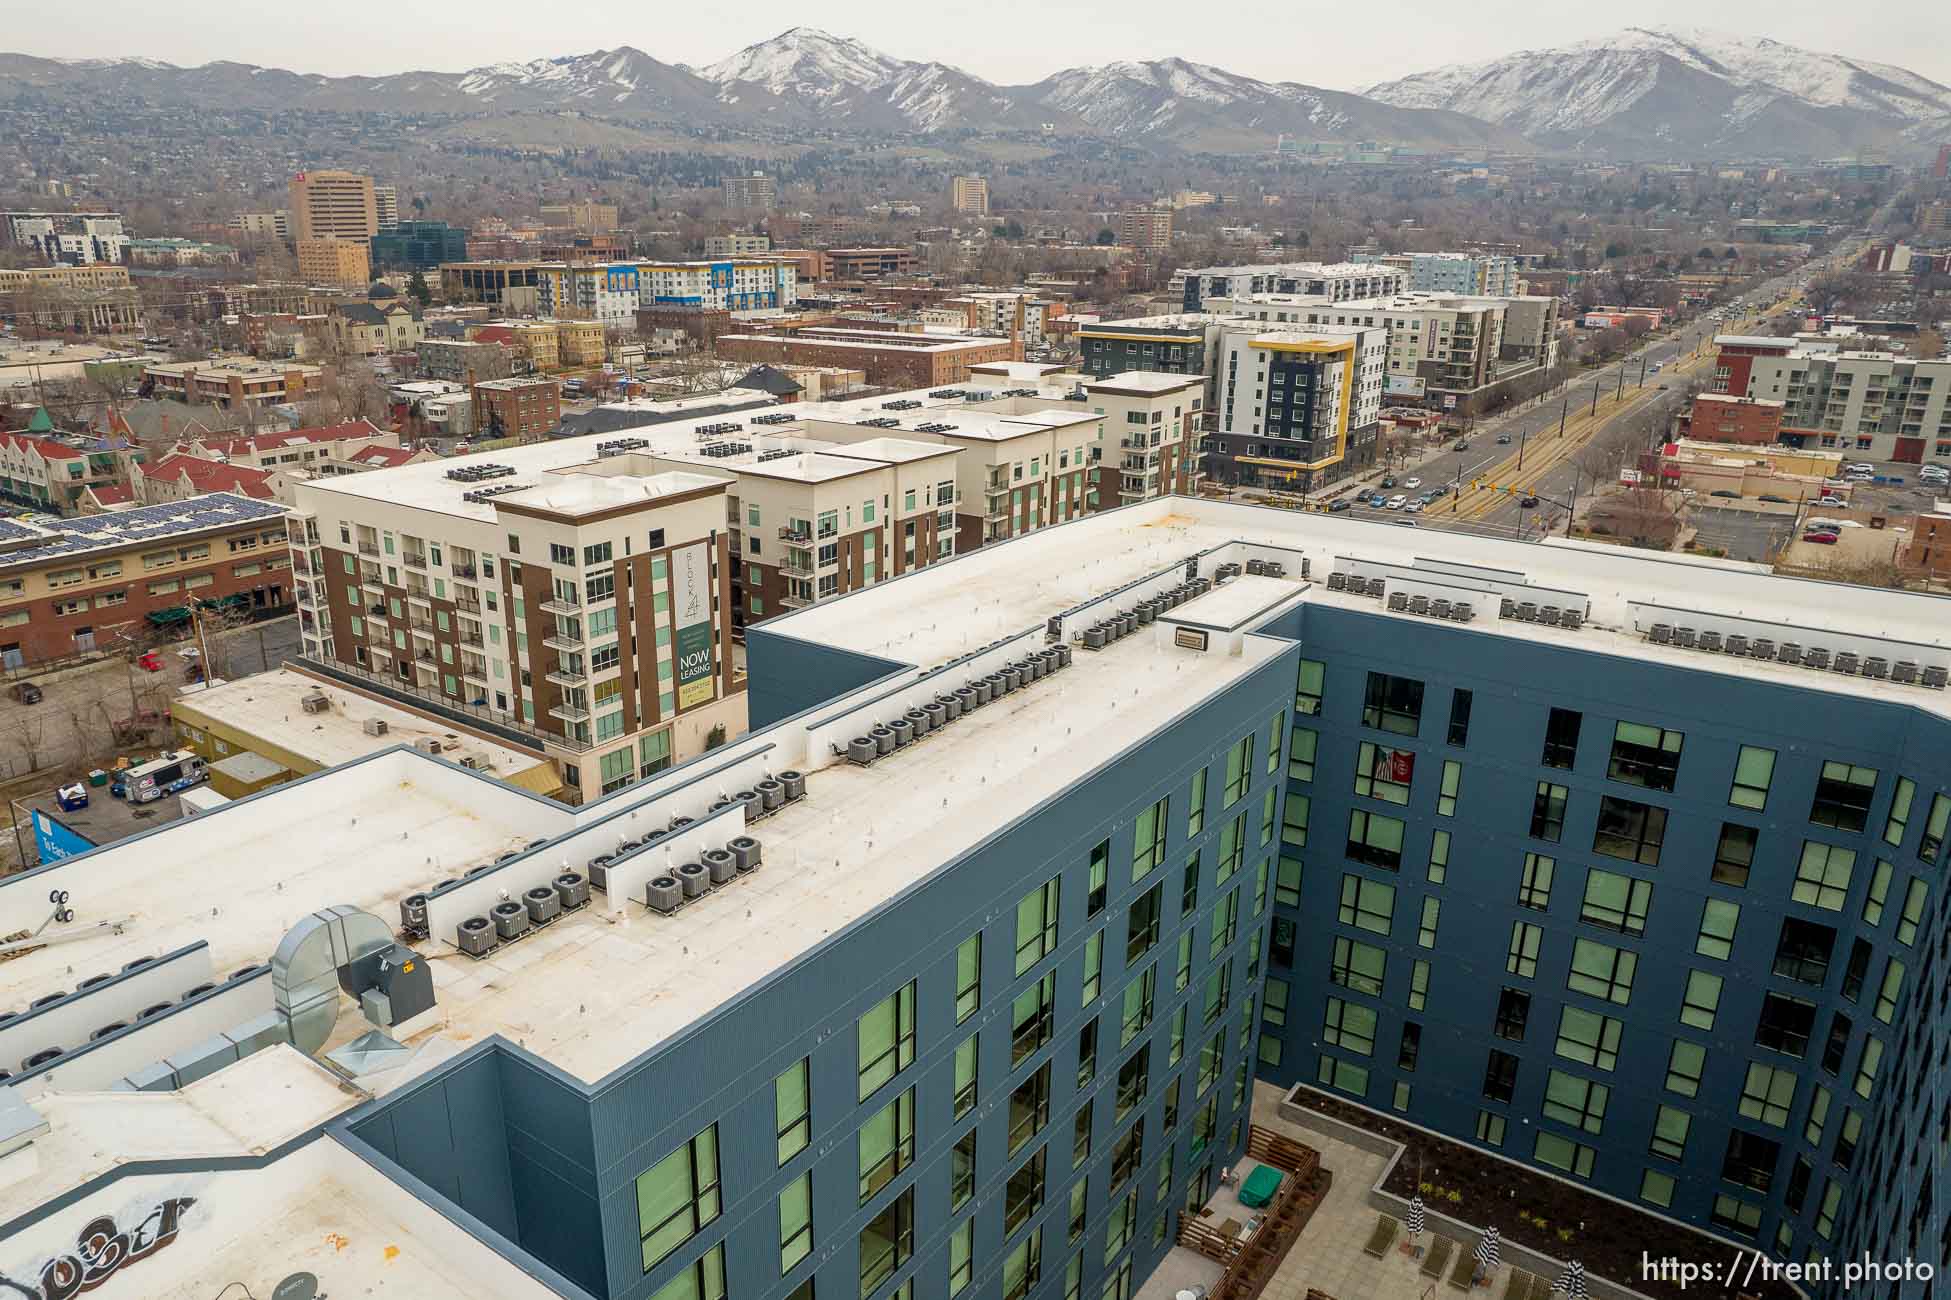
[{"left": 672, "top": 543, "right": 716, "bottom": 710}]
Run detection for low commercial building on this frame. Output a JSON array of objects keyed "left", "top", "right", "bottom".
[
  {"left": 172, "top": 664, "right": 560, "bottom": 797},
  {"left": 0, "top": 492, "right": 290, "bottom": 666},
  {"left": 1657, "top": 438, "right": 1843, "bottom": 498},
  {"left": 554, "top": 318, "right": 607, "bottom": 367},
  {"left": 715, "top": 327, "right": 1019, "bottom": 389},
  {"left": 1684, "top": 394, "right": 1786, "bottom": 444},
  {"left": 142, "top": 357, "right": 322, "bottom": 410},
  {"left": 295, "top": 237, "right": 372, "bottom": 289},
  {"left": 825, "top": 247, "right": 917, "bottom": 279},
  {"left": 0, "top": 265, "right": 143, "bottom": 335}
]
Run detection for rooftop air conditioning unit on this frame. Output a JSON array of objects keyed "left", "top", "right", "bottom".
[
  {"left": 457, "top": 754, "right": 486, "bottom": 770},
  {"left": 362, "top": 718, "right": 389, "bottom": 737},
  {"left": 415, "top": 738, "right": 442, "bottom": 756},
  {"left": 300, "top": 692, "right": 330, "bottom": 714}
]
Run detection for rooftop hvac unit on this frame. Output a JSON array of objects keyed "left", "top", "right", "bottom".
[
  {"left": 1517, "top": 602, "right": 1539, "bottom": 623},
  {"left": 585, "top": 853, "right": 616, "bottom": 892},
  {"left": 756, "top": 778, "right": 786, "bottom": 811},
  {"left": 1863, "top": 657, "right": 1889, "bottom": 680},
  {"left": 415, "top": 737, "right": 442, "bottom": 756},
  {"left": 889, "top": 718, "right": 915, "bottom": 747},
  {"left": 1834, "top": 651, "right": 1860, "bottom": 675},
  {"left": 703, "top": 849, "right": 737, "bottom": 884},
  {"left": 1923, "top": 665, "right": 1948, "bottom": 689},
  {"left": 1697, "top": 630, "right": 1721, "bottom": 651},
  {"left": 729, "top": 836, "right": 762, "bottom": 872},
  {"left": 456, "top": 916, "right": 497, "bottom": 958},
  {"left": 848, "top": 737, "right": 878, "bottom": 765},
  {"left": 491, "top": 900, "right": 530, "bottom": 941},
  {"left": 1431, "top": 599, "right": 1452, "bottom": 619},
  {"left": 871, "top": 725, "right": 897, "bottom": 755},
  {"left": 1409, "top": 595, "right": 1429, "bottom": 615},
  {"left": 554, "top": 872, "right": 591, "bottom": 910},
  {"left": 1365, "top": 577, "right": 1387, "bottom": 597},
  {"left": 779, "top": 770, "right": 807, "bottom": 801},
  {"left": 1501, "top": 598, "right": 1518, "bottom": 619},
  {"left": 1560, "top": 609, "right": 1583, "bottom": 630},
  {"left": 647, "top": 876, "right": 683, "bottom": 914},
  {"left": 1387, "top": 592, "right": 1408, "bottom": 612},
  {"left": 1804, "top": 647, "right": 1831, "bottom": 670},
  {"left": 1892, "top": 661, "right": 1920, "bottom": 684},
  {"left": 1672, "top": 626, "right": 1695, "bottom": 648},
  {"left": 91, "top": 1022, "right": 127, "bottom": 1041},
  {"left": 362, "top": 718, "right": 389, "bottom": 737},
  {"left": 1327, "top": 572, "right": 1348, "bottom": 592},
  {"left": 523, "top": 885, "right": 562, "bottom": 925},
  {"left": 399, "top": 893, "right": 429, "bottom": 937},
  {"left": 1750, "top": 638, "right": 1774, "bottom": 659},
  {"left": 1452, "top": 603, "right": 1475, "bottom": 622},
  {"left": 300, "top": 692, "right": 330, "bottom": 715},
  {"left": 1725, "top": 634, "right": 1749, "bottom": 656},
  {"left": 1777, "top": 641, "right": 1801, "bottom": 663},
  {"left": 458, "top": 754, "right": 486, "bottom": 770},
  {"left": 676, "top": 863, "right": 710, "bottom": 898}
]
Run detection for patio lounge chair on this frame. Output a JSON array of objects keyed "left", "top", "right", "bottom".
[
  {"left": 1363, "top": 1215, "right": 1398, "bottom": 1258},
  {"left": 1422, "top": 1237, "right": 1457, "bottom": 1280},
  {"left": 1447, "top": 1241, "right": 1477, "bottom": 1290},
  {"left": 1502, "top": 1268, "right": 1538, "bottom": 1300},
  {"left": 1525, "top": 1273, "right": 1556, "bottom": 1300}
]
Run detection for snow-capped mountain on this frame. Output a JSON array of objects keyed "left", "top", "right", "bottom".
[
  {"left": 1025, "top": 57, "right": 1518, "bottom": 151},
  {"left": 1366, "top": 27, "right": 1951, "bottom": 157}
]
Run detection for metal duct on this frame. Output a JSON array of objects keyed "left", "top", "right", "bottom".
[{"left": 271, "top": 905, "right": 394, "bottom": 1054}]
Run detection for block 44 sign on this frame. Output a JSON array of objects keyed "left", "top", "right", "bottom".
[{"left": 0, "top": 1197, "right": 195, "bottom": 1300}]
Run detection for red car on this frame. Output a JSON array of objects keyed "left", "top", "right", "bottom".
[
  {"left": 1802, "top": 532, "right": 1838, "bottom": 545},
  {"left": 138, "top": 650, "right": 164, "bottom": 672}
]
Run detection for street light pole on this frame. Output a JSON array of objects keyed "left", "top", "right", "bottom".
[
  {"left": 1558, "top": 392, "right": 1569, "bottom": 438},
  {"left": 1517, "top": 424, "right": 1529, "bottom": 471}
]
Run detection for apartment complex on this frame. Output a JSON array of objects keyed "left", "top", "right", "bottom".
[
  {"left": 1384, "top": 251, "right": 1520, "bottom": 296},
  {"left": 1076, "top": 315, "right": 1225, "bottom": 398},
  {"left": 418, "top": 337, "right": 514, "bottom": 383},
  {"left": 288, "top": 170, "right": 379, "bottom": 243},
  {"left": 1719, "top": 339, "right": 1951, "bottom": 461},
  {"left": 471, "top": 376, "right": 562, "bottom": 442},
  {"left": 952, "top": 174, "right": 990, "bottom": 215},
  {"left": 1219, "top": 292, "right": 1561, "bottom": 411},
  {"left": 142, "top": 357, "right": 322, "bottom": 409},
  {"left": 0, "top": 492, "right": 290, "bottom": 664},
  {"left": 1117, "top": 204, "right": 1173, "bottom": 252},
  {"left": 374, "top": 184, "right": 399, "bottom": 231},
  {"left": 290, "top": 453, "right": 747, "bottom": 801},
  {"left": 1083, "top": 372, "right": 1206, "bottom": 504},
  {"left": 705, "top": 233, "right": 773, "bottom": 257},
  {"left": 722, "top": 172, "right": 777, "bottom": 208},
  {"left": 0, "top": 210, "right": 127, "bottom": 265},
  {"left": 1180, "top": 261, "right": 1405, "bottom": 311},
  {"left": 0, "top": 426, "right": 124, "bottom": 514},
  {"left": 296, "top": 237, "right": 373, "bottom": 288},
  {"left": 1206, "top": 326, "right": 1388, "bottom": 490},
  {"left": 10, "top": 493, "right": 1945, "bottom": 1300}
]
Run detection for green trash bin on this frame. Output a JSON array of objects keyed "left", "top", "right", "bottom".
[{"left": 88, "top": 769, "right": 108, "bottom": 788}]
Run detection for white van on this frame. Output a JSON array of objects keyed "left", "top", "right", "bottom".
[{"left": 125, "top": 750, "right": 209, "bottom": 804}]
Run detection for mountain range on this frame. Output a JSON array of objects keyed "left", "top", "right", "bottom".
[
  {"left": 2, "top": 26, "right": 1946, "bottom": 160},
  {"left": 1367, "top": 27, "right": 1951, "bottom": 159}
]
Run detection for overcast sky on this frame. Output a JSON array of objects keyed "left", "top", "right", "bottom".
[{"left": 9, "top": 0, "right": 1949, "bottom": 87}]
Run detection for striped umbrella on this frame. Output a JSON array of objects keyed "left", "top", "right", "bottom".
[
  {"left": 1475, "top": 1227, "right": 1501, "bottom": 1274},
  {"left": 1551, "top": 1260, "right": 1587, "bottom": 1300},
  {"left": 1407, "top": 1195, "right": 1426, "bottom": 1241}
]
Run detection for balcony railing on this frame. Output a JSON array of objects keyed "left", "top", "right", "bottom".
[
  {"left": 402, "top": 552, "right": 427, "bottom": 570},
  {"left": 539, "top": 596, "right": 581, "bottom": 616},
  {"left": 367, "top": 604, "right": 388, "bottom": 620},
  {"left": 459, "top": 632, "right": 484, "bottom": 648},
  {"left": 777, "top": 525, "right": 812, "bottom": 544},
  {"left": 543, "top": 632, "right": 582, "bottom": 653},
  {"left": 452, "top": 563, "right": 478, "bottom": 579},
  {"left": 548, "top": 701, "right": 591, "bottom": 723},
  {"left": 358, "top": 542, "right": 380, "bottom": 556},
  {"left": 407, "top": 589, "right": 432, "bottom": 605},
  {"left": 546, "top": 667, "right": 588, "bottom": 687}
]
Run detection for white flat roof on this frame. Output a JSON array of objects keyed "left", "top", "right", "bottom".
[
  {"left": 1087, "top": 371, "right": 1204, "bottom": 394},
  {"left": 176, "top": 668, "right": 544, "bottom": 773}
]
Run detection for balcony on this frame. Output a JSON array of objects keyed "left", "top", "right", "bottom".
[
  {"left": 367, "top": 604, "right": 389, "bottom": 621},
  {"left": 543, "top": 632, "right": 582, "bottom": 653},
  {"left": 452, "top": 563, "right": 478, "bottom": 579},
  {"left": 454, "top": 597, "right": 481, "bottom": 616},
  {"left": 402, "top": 552, "right": 427, "bottom": 570},
  {"left": 296, "top": 588, "right": 316, "bottom": 607},
  {"left": 459, "top": 631, "right": 484, "bottom": 648},
  {"left": 546, "top": 666, "right": 588, "bottom": 687},
  {"left": 778, "top": 593, "right": 812, "bottom": 610},
  {"left": 539, "top": 596, "right": 581, "bottom": 616},
  {"left": 407, "top": 589, "right": 432, "bottom": 607},
  {"left": 548, "top": 701, "right": 591, "bottom": 723},
  {"left": 409, "top": 619, "right": 435, "bottom": 636},
  {"left": 777, "top": 524, "right": 812, "bottom": 545}
]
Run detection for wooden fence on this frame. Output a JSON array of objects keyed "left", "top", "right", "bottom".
[{"left": 1174, "top": 1124, "right": 1334, "bottom": 1300}]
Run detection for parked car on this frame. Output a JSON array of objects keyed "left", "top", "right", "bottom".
[
  {"left": 1519, "top": 495, "right": 1540, "bottom": 508},
  {"left": 1404, "top": 478, "right": 1422, "bottom": 490},
  {"left": 1386, "top": 495, "right": 1408, "bottom": 510},
  {"left": 1379, "top": 475, "right": 1397, "bottom": 489},
  {"left": 1452, "top": 440, "right": 1470, "bottom": 451},
  {"left": 1367, "top": 494, "right": 1388, "bottom": 508},
  {"left": 1328, "top": 499, "right": 1353, "bottom": 513},
  {"left": 1405, "top": 500, "right": 1425, "bottom": 514},
  {"left": 9, "top": 681, "right": 41, "bottom": 705},
  {"left": 1758, "top": 494, "right": 1789, "bottom": 503},
  {"left": 1802, "top": 531, "right": 1839, "bottom": 544},
  {"left": 1710, "top": 490, "right": 1741, "bottom": 499},
  {"left": 1815, "top": 495, "right": 1846, "bottom": 508}
]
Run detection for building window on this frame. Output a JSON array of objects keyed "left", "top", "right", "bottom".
[
  {"left": 1713, "top": 823, "right": 1758, "bottom": 886},
  {"left": 1346, "top": 810, "right": 1405, "bottom": 870},
  {"left": 1729, "top": 745, "right": 1776, "bottom": 810},
  {"left": 1721, "top": 1130, "right": 1781, "bottom": 1195},
  {"left": 1482, "top": 1049, "right": 1519, "bottom": 1102},
  {"left": 1331, "top": 936, "right": 1386, "bottom": 995},
  {"left": 1531, "top": 783, "right": 1568, "bottom": 841},
  {"left": 858, "top": 1187, "right": 913, "bottom": 1299},
  {"left": 1666, "top": 1040, "right": 1706, "bottom": 1097},
  {"left": 1773, "top": 917, "right": 1836, "bottom": 986},
  {"left": 636, "top": 1123, "right": 721, "bottom": 1272},
  {"left": 1323, "top": 998, "right": 1378, "bottom": 1056},
  {"left": 1532, "top": 1132, "right": 1595, "bottom": 1179},
  {"left": 650, "top": 1244, "right": 726, "bottom": 1300},
  {"left": 1810, "top": 760, "right": 1877, "bottom": 833},
  {"left": 1012, "top": 973, "right": 1056, "bottom": 1065},
  {"left": 1555, "top": 1006, "right": 1621, "bottom": 1071},
  {"left": 1542, "top": 1069, "right": 1609, "bottom": 1134},
  {"left": 1126, "top": 884, "right": 1162, "bottom": 965},
  {"left": 1475, "top": 1111, "right": 1506, "bottom": 1148},
  {"left": 1650, "top": 1106, "right": 1691, "bottom": 1162},
  {"left": 1361, "top": 672, "right": 1423, "bottom": 736},
  {"left": 1579, "top": 869, "right": 1652, "bottom": 936},
  {"left": 1338, "top": 874, "right": 1395, "bottom": 934},
  {"left": 1187, "top": 770, "right": 1207, "bottom": 836},
  {"left": 949, "top": 1219, "right": 974, "bottom": 1297},
  {"left": 1606, "top": 722, "right": 1684, "bottom": 792},
  {"left": 1294, "top": 658, "right": 1325, "bottom": 715},
  {"left": 1222, "top": 733, "right": 1255, "bottom": 805},
  {"left": 1593, "top": 796, "right": 1666, "bottom": 866},
  {"left": 1680, "top": 971, "right": 1723, "bottom": 1029},
  {"left": 1447, "top": 688, "right": 1472, "bottom": 747},
  {"left": 859, "top": 1088, "right": 916, "bottom": 1203},
  {"left": 1353, "top": 742, "right": 1411, "bottom": 804},
  {"left": 1288, "top": 728, "right": 1317, "bottom": 782},
  {"left": 1006, "top": 1146, "right": 1048, "bottom": 1235},
  {"left": 1566, "top": 938, "right": 1636, "bottom": 1005},
  {"left": 1087, "top": 839, "right": 1110, "bottom": 917},
  {"left": 1793, "top": 841, "right": 1855, "bottom": 911},
  {"left": 1494, "top": 988, "right": 1531, "bottom": 1041},
  {"left": 858, "top": 981, "right": 917, "bottom": 1100},
  {"left": 780, "top": 1171, "right": 813, "bottom": 1272},
  {"left": 1696, "top": 899, "right": 1740, "bottom": 960},
  {"left": 1120, "top": 967, "right": 1157, "bottom": 1048},
  {"left": 1541, "top": 708, "right": 1581, "bottom": 769},
  {"left": 1131, "top": 798, "right": 1168, "bottom": 883},
  {"left": 1739, "top": 1063, "right": 1796, "bottom": 1128},
  {"left": 955, "top": 932, "right": 982, "bottom": 1023},
  {"left": 1017, "top": 876, "right": 1062, "bottom": 973},
  {"left": 776, "top": 1058, "right": 810, "bottom": 1163},
  {"left": 1508, "top": 922, "right": 1542, "bottom": 978}
]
